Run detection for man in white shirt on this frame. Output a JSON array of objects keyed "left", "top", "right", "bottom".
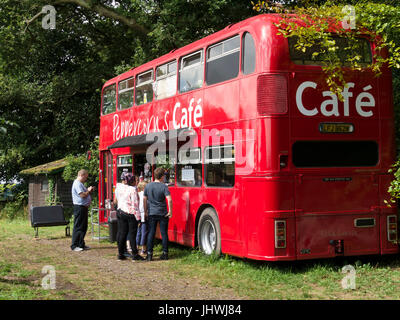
[{"left": 70, "top": 169, "right": 94, "bottom": 252}]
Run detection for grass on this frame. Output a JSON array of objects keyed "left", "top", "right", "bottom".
[
  {"left": 167, "top": 242, "right": 400, "bottom": 300},
  {"left": 1, "top": 218, "right": 400, "bottom": 299}
]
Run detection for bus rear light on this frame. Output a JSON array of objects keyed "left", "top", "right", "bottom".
[
  {"left": 277, "top": 240, "right": 286, "bottom": 248},
  {"left": 387, "top": 215, "right": 398, "bottom": 243},
  {"left": 275, "top": 220, "right": 286, "bottom": 249},
  {"left": 257, "top": 74, "right": 288, "bottom": 115}
]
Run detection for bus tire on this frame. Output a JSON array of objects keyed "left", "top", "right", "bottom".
[{"left": 197, "top": 208, "right": 221, "bottom": 256}]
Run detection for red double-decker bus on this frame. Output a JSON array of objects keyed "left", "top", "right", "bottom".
[{"left": 98, "top": 14, "right": 398, "bottom": 261}]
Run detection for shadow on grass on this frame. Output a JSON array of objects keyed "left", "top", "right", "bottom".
[
  {"left": 0, "top": 276, "right": 36, "bottom": 287},
  {"left": 165, "top": 240, "right": 400, "bottom": 274}
]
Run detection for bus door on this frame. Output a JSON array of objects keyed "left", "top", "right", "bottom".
[
  {"left": 100, "top": 151, "right": 114, "bottom": 223},
  {"left": 294, "top": 172, "right": 380, "bottom": 259}
]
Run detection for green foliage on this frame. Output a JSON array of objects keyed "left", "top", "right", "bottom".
[
  {"left": 45, "top": 176, "right": 60, "bottom": 206},
  {"left": 253, "top": 1, "right": 400, "bottom": 97},
  {"left": 0, "top": 181, "right": 28, "bottom": 220},
  {"left": 62, "top": 137, "right": 99, "bottom": 187}
]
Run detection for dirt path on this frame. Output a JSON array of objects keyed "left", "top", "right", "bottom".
[{"left": 4, "top": 233, "right": 244, "bottom": 300}]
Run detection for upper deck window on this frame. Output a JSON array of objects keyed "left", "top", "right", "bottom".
[
  {"left": 242, "top": 32, "right": 256, "bottom": 75},
  {"left": 102, "top": 84, "right": 116, "bottom": 115},
  {"left": 118, "top": 77, "right": 134, "bottom": 110},
  {"left": 179, "top": 51, "right": 203, "bottom": 93},
  {"left": 135, "top": 70, "right": 153, "bottom": 105},
  {"left": 288, "top": 36, "right": 372, "bottom": 66},
  {"left": 206, "top": 35, "right": 240, "bottom": 85},
  {"left": 155, "top": 61, "right": 177, "bottom": 100}
]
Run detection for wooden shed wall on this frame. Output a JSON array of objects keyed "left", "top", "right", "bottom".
[{"left": 28, "top": 174, "right": 73, "bottom": 209}]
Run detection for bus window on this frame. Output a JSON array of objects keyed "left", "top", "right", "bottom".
[
  {"left": 102, "top": 84, "right": 116, "bottom": 115},
  {"left": 179, "top": 51, "right": 203, "bottom": 93},
  {"left": 118, "top": 77, "right": 134, "bottom": 110},
  {"left": 288, "top": 36, "right": 372, "bottom": 66},
  {"left": 135, "top": 70, "right": 153, "bottom": 105},
  {"left": 242, "top": 32, "right": 256, "bottom": 75},
  {"left": 177, "top": 147, "right": 202, "bottom": 187},
  {"left": 292, "top": 141, "right": 379, "bottom": 167},
  {"left": 155, "top": 60, "right": 177, "bottom": 100},
  {"left": 205, "top": 145, "right": 235, "bottom": 187},
  {"left": 206, "top": 35, "right": 240, "bottom": 85}
]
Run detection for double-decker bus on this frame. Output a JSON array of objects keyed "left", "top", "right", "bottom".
[{"left": 98, "top": 14, "right": 398, "bottom": 261}]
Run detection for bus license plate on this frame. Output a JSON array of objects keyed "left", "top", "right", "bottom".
[{"left": 319, "top": 123, "right": 354, "bottom": 133}]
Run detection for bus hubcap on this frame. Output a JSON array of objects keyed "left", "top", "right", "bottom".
[{"left": 201, "top": 220, "right": 216, "bottom": 254}]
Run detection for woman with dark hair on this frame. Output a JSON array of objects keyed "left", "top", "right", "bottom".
[{"left": 113, "top": 172, "right": 144, "bottom": 261}]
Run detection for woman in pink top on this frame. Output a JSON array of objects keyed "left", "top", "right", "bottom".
[{"left": 113, "top": 172, "right": 144, "bottom": 261}]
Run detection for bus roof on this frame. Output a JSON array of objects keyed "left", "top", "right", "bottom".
[
  {"left": 102, "top": 14, "right": 285, "bottom": 88},
  {"left": 102, "top": 13, "right": 374, "bottom": 89}
]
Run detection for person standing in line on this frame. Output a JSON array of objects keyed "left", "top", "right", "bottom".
[
  {"left": 113, "top": 172, "right": 144, "bottom": 261},
  {"left": 71, "top": 169, "right": 94, "bottom": 252},
  {"left": 144, "top": 167, "right": 173, "bottom": 261},
  {"left": 136, "top": 180, "right": 148, "bottom": 255}
]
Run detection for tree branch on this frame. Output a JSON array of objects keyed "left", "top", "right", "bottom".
[
  {"left": 24, "top": 11, "right": 43, "bottom": 33},
  {"left": 53, "top": 0, "right": 149, "bottom": 36},
  {"left": 24, "top": 0, "right": 149, "bottom": 36}
]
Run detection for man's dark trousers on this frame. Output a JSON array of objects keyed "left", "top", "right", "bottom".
[
  {"left": 147, "top": 215, "right": 169, "bottom": 254},
  {"left": 71, "top": 205, "right": 88, "bottom": 250}
]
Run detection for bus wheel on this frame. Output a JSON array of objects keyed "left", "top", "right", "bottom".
[{"left": 197, "top": 208, "right": 221, "bottom": 256}]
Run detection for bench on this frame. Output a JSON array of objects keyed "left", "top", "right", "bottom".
[{"left": 30, "top": 205, "right": 71, "bottom": 238}]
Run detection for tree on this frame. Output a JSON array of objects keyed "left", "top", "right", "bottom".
[{"left": 0, "top": 0, "right": 254, "bottom": 183}]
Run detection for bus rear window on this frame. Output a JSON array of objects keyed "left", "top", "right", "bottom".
[
  {"left": 292, "top": 141, "right": 378, "bottom": 167},
  {"left": 288, "top": 36, "right": 372, "bottom": 66}
]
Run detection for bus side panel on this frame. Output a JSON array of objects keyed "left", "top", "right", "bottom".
[
  {"left": 168, "top": 187, "right": 196, "bottom": 247},
  {"left": 242, "top": 177, "right": 295, "bottom": 260}
]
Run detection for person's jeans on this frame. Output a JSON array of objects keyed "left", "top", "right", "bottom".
[
  {"left": 71, "top": 205, "right": 88, "bottom": 250},
  {"left": 136, "top": 222, "right": 148, "bottom": 246},
  {"left": 117, "top": 210, "right": 139, "bottom": 257},
  {"left": 147, "top": 215, "right": 169, "bottom": 254}
]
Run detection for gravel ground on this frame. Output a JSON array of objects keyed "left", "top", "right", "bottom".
[{"left": 30, "top": 236, "right": 244, "bottom": 300}]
